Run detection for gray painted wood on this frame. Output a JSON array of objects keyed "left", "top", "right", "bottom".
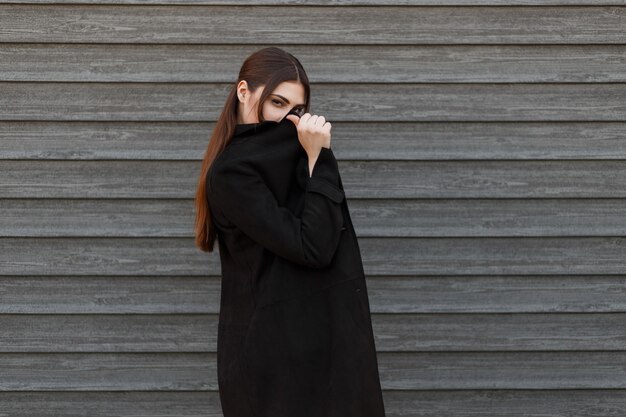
[
  {"left": 380, "top": 390, "right": 626, "bottom": 417},
  {"left": 0, "top": 276, "right": 215, "bottom": 313},
  {"left": 3, "top": 44, "right": 626, "bottom": 83},
  {"left": 0, "top": 391, "right": 626, "bottom": 417},
  {"left": 380, "top": 351, "right": 626, "bottom": 389},
  {"left": 2, "top": 351, "right": 626, "bottom": 390},
  {"left": 5, "top": 121, "right": 626, "bottom": 160},
  {"left": 1, "top": 390, "right": 626, "bottom": 417},
  {"left": 2, "top": 2, "right": 625, "bottom": 416},
  {"left": 0, "top": 392, "right": 219, "bottom": 417},
  {"left": 3, "top": 313, "right": 626, "bottom": 352},
  {"left": 4, "top": 160, "right": 626, "bottom": 198},
  {"left": 0, "top": 353, "right": 213, "bottom": 389},
  {"left": 0, "top": 315, "right": 214, "bottom": 351},
  {"left": 2, "top": 237, "right": 626, "bottom": 275},
  {"left": 1, "top": 5, "right": 625, "bottom": 44},
  {"left": 4, "top": 82, "right": 626, "bottom": 121},
  {"left": 5, "top": 198, "right": 626, "bottom": 237},
  {"left": 2, "top": 275, "right": 626, "bottom": 314},
  {"left": 8, "top": 0, "right": 626, "bottom": 4}
]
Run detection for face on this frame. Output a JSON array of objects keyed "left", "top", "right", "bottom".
[{"left": 236, "top": 80, "right": 306, "bottom": 124}]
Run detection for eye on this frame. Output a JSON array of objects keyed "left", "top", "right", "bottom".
[{"left": 271, "top": 99, "right": 283, "bottom": 106}]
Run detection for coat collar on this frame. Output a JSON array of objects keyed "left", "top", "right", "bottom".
[
  {"left": 233, "top": 123, "right": 253, "bottom": 137},
  {"left": 233, "top": 120, "right": 276, "bottom": 138},
  {"left": 234, "top": 108, "right": 302, "bottom": 138},
  {"left": 230, "top": 116, "right": 310, "bottom": 190}
]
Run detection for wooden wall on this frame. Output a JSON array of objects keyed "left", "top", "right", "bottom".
[{"left": 1, "top": 1, "right": 626, "bottom": 416}]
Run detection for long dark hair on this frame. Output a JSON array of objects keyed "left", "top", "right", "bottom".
[{"left": 194, "top": 47, "right": 311, "bottom": 252}]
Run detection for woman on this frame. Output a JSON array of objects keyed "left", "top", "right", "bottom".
[{"left": 195, "top": 47, "right": 386, "bottom": 417}]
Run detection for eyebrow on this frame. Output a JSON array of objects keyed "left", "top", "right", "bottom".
[{"left": 271, "top": 94, "right": 305, "bottom": 107}]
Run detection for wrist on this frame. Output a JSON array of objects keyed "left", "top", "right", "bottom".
[{"left": 308, "top": 158, "right": 317, "bottom": 177}]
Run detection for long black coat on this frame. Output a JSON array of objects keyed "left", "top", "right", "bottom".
[{"left": 206, "top": 115, "right": 386, "bottom": 417}]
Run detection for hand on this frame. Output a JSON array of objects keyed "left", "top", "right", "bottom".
[{"left": 285, "top": 113, "right": 332, "bottom": 161}]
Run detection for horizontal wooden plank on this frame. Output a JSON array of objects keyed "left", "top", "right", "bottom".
[
  {"left": 3, "top": 160, "right": 626, "bottom": 198},
  {"left": 381, "top": 351, "right": 626, "bottom": 389},
  {"left": 1, "top": 5, "right": 625, "bottom": 44},
  {"left": 3, "top": 198, "right": 626, "bottom": 237},
  {"left": 2, "top": 313, "right": 626, "bottom": 352},
  {"left": 4, "top": 83, "right": 626, "bottom": 121},
  {"left": 0, "top": 391, "right": 218, "bottom": 417},
  {"left": 2, "top": 275, "right": 626, "bottom": 314},
  {"left": 4, "top": 121, "right": 626, "bottom": 161},
  {"left": 3, "top": 44, "right": 626, "bottom": 83},
  {"left": 0, "top": 276, "right": 216, "bottom": 314},
  {"left": 371, "top": 313, "right": 626, "bottom": 351},
  {"left": 342, "top": 198, "right": 626, "bottom": 237},
  {"left": 366, "top": 276, "right": 626, "bottom": 313},
  {"left": 0, "top": 199, "right": 200, "bottom": 237},
  {"left": 380, "top": 389, "right": 626, "bottom": 417},
  {"left": 0, "top": 315, "right": 212, "bottom": 352},
  {"left": 2, "top": 352, "right": 626, "bottom": 390},
  {"left": 0, "top": 353, "right": 213, "bottom": 390},
  {"left": 2, "top": 237, "right": 626, "bottom": 275},
  {"left": 7, "top": 0, "right": 626, "bottom": 5},
  {"left": 0, "top": 390, "right": 625, "bottom": 417}
]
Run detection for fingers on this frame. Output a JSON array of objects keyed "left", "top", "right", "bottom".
[
  {"left": 294, "top": 113, "right": 332, "bottom": 154},
  {"left": 300, "top": 113, "right": 312, "bottom": 124},
  {"left": 300, "top": 113, "right": 331, "bottom": 131}
]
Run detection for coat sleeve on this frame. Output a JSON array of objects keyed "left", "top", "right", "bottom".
[{"left": 208, "top": 147, "right": 346, "bottom": 269}]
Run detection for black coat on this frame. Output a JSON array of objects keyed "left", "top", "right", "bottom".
[{"left": 206, "top": 115, "right": 386, "bottom": 417}]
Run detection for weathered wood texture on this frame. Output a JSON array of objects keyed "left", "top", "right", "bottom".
[
  {"left": 1, "top": 5, "right": 626, "bottom": 44},
  {"left": 1, "top": 2, "right": 624, "bottom": 416}
]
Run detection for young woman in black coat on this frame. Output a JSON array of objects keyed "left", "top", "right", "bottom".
[{"left": 195, "top": 46, "right": 386, "bottom": 417}]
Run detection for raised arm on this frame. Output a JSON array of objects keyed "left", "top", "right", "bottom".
[{"left": 208, "top": 147, "right": 345, "bottom": 269}]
